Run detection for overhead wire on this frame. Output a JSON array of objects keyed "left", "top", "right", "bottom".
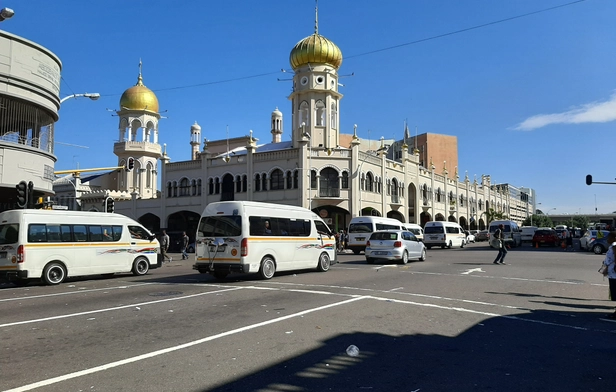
[{"left": 92, "top": 0, "right": 588, "bottom": 98}]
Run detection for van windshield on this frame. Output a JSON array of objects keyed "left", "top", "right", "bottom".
[
  {"left": 198, "top": 216, "right": 242, "bottom": 237},
  {"left": 424, "top": 226, "right": 444, "bottom": 234},
  {"left": 0, "top": 223, "right": 19, "bottom": 244},
  {"left": 349, "top": 223, "right": 373, "bottom": 233}
]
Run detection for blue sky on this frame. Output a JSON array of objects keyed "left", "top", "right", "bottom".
[{"left": 3, "top": 0, "right": 615, "bottom": 215}]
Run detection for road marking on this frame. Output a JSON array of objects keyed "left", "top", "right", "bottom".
[
  {"left": 4, "top": 296, "right": 367, "bottom": 392},
  {"left": 0, "top": 282, "right": 155, "bottom": 302},
  {"left": 0, "top": 287, "right": 243, "bottom": 328},
  {"left": 461, "top": 268, "right": 484, "bottom": 275}
]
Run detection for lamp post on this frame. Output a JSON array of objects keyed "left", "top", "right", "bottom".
[
  {"left": 358, "top": 145, "right": 389, "bottom": 216},
  {"left": 0, "top": 7, "right": 14, "bottom": 21},
  {"left": 301, "top": 122, "right": 312, "bottom": 211},
  {"left": 60, "top": 93, "right": 101, "bottom": 104}
]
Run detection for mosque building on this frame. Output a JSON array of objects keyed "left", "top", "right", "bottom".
[{"left": 51, "top": 10, "right": 535, "bottom": 241}]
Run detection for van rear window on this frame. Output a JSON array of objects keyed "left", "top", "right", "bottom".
[
  {"left": 424, "top": 226, "right": 444, "bottom": 234},
  {"left": 198, "top": 216, "right": 242, "bottom": 237},
  {"left": 349, "top": 223, "right": 373, "bottom": 233},
  {"left": 0, "top": 224, "right": 19, "bottom": 244}
]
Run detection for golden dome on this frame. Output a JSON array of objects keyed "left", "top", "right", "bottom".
[
  {"left": 119, "top": 74, "right": 159, "bottom": 113},
  {"left": 290, "top": 33, "right": 343, "bottom": 70}
]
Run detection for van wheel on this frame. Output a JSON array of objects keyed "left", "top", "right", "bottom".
[
  {"left": 400, "top": 251, "right": 409, "bottom": 265},
  {"left": 132, "top": 257, "right": 150, "bottom": 276},
  {"left": 43, "top": 262, "right": 66, "bottom": 285},
  {"left": 366, "top": 258, "right": 374, "bottom": 264},
  {"left": 419, "top": 248, "right": 427, "bottom": 261},
  {"left": 426, "top": 245, "right": 432, "bottom": 250},
  {"left": 316, "top": 252, "right": 331, "bottom": 272},
  {"left": 259, "top": 256, "right": 276, "bottom": 279}
]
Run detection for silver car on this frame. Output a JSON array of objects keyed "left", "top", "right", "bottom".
[{"left": 365, "top": 230, "right": 427, "bottom": 264}]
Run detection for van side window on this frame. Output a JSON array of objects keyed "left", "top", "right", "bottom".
[
  {"left": 288, "top": 219, "right": 310, "bottom": 236},
  {"left": 314, "top": 220, "right": 331, "bottom": 236},
  {"left": 376, "top": 223, "right": 401, "bottom": 230},
  {"left": 88, "top": 226, "right": 103, "bottom": 242},
  {"left": 61, "top": 225, "right": 72, "bottom": 242},
  {"left": 128, "top": 225, "right": 150, "bottom": 240},
  {"left": 446, "top": 227, "right": 458, "bottom": 234},
  {"left": 73, "top": 225, "right": 87, "bottom": 242},
  {"left": 46, "top": 225, "right": 61, "bottom": 242},
  {"left": 28, "top": 224, "right": 47, "bottom": 242},
  {"left": 112, "top": 226, "right": 123, "bottom": 241}
]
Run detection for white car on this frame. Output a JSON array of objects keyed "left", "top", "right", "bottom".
[
  {"left": 365, "top": 230, "right": 426, "bottom": 264},
  {"left": 465, "top": 231, "right": 476, "bottom": 243}
]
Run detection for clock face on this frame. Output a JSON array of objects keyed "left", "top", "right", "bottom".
[{"left": 300, "top": 76, "right": 308, "bottom": 85}]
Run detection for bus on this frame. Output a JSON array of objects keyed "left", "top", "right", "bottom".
[
  {"left": 193, "top": 201, "right": 336, "bottom": 280},
  {"left": 347, "top": 216, "right": 405, "bottom": 254},
  {"left": 0, "top": 209, "right": 160, "bottom": 285}
]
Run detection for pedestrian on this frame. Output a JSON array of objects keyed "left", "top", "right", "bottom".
[
  {"left": 601, "top": 231, "right": 616, "bottom": 320},
  {"left": 342, "top": 229, "right": 348, "bottom": 250},
  {"left": 565, "top": 229, "right": 574, "bottom": 251},
  {"left": 181, "top": 231, "right": 189, "bottom": 260},
  {"left": 161, "top": 229, "right": 172, "bottom": 263},
  {"left": 335, "top": 231, "right": 341, "bottom": 252},
  {"left": 492, "top": 223, "right": 508, "bottom": 265}
]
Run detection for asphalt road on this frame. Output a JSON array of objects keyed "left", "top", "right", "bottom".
[{"left": 1, "top": 242, "right": 615, "bottom": 392}]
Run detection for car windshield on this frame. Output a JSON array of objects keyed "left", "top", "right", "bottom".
[{"left": 535, "top": 230, "right": 553, "bottom": 235}]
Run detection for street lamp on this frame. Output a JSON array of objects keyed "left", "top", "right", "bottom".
[
  {"left": 60, "top": 93, "right": 101, "bottom": 104},
  {"left": 301, "top": 122, "right": 312, "bottom": 211},
  {"left": 358, "top": 144, "right": 389, "bottom": 216},
  {"left": 0, "top": 8, "right": 14, "bottom": 22}
]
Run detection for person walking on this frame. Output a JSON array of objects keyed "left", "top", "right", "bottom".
[
  {"left": 161, "top": 230, "right": 172, "bottom": 263},
  {"left": 492, "top": 223, "right": 508, "bottom": 265},
  {"left": 181, "top": 231, "right": 189, "bottom": 260},
  {"left": 600, "top": 231, "right": 616, "bottom": 320}
]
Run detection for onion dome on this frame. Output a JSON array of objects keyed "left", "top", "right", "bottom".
[
  {"left": 290, "top": 33, "right": 342, "bottom": 70},
  {"left": 191, "top": 121, "right": 201, "bottom": 131},
  {"left": 119, "top": 74, "right": 159, "bottom": 113}
]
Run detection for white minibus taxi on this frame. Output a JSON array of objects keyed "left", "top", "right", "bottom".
[
  {"left": 423, "top": 221, "right": 466, "bottom": 249},
  {"left": 488, "top": 220, "right": 522, "bottom": 248},
  {"left": 404, "top": 223, "right": 424, "bottom": 242},
  {"left": 193, "top": 201, "right": 336, "bottom": 280},
  {"left": 0, "top": 209, "right": 160, "bottom": 285},
  {"left": 347, "top": 216, "right": 405, "bottom": 254}
]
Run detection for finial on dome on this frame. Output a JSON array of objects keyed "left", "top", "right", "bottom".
[
  {"left": 315, "top": 0, "right": 319, "bottom": 34},
  {"left": 137, "top": 59, "right": 144, "bottom": 86}
]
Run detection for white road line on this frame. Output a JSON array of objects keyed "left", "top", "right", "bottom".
[
  {"left": 0, "top": 282, "right": 155, "bottom": 302},
  {"left": 4, "top": 296, "right": 367, "bottom": 392},
  {"left": 0, "top": 287, "right": 242, "bottom": 328}
]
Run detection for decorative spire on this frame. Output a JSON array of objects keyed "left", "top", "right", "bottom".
[
  {"left": 137, "top": 59, "right": 144, "bottom": 86},
  {"left": 443, "top": 160, "right": 448, "bottom": 176},
  {"left": 430, "top": 157, "right": 435, "bottom": 170},
  {"left": 315, "top": 0, "right": 319, "bottom": 34}
]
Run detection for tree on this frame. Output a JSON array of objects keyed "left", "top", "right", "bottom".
[
  {"left": 486, "top": 208, "right": 508, "bottom": 223},
  {"left": 522, "top": 214, "right": 552, "bottom": 228}
]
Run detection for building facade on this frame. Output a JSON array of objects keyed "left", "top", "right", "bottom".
[{"left": 52, "top": 12, "right": 534, "bottom": 239}]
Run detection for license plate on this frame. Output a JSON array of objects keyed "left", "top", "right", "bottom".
[
  {"left": 356, "top": 237, "right": 365, "bottom": 241},
  {"left": 375, "top": 251, "right": 388, "bottom": 255},
  {"left": 430, "top": 236, "right": 439, "bottom": 239}
]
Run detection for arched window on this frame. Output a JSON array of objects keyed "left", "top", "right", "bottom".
[
  {"left": 341, "top": 171, "right": 349, "bottom": 188},
  {"left": 262, "top": 173, "right": 268, "bottom": 191},
  {"left": 293, "top": 170, "right": 299, "bottom": 189},
  {"left": 315, "top": 100, "right": 326, "bottom": 126},
  {"left": 310, "top": 169, "right": 317, "bottom": 189},
  {"left": 197, "top": 179, "right": 202, "bottom": 195},
  {"left": 179, "top": 178, "right": 190, "bottom": 196},
  {"left": 208, "top": 178, "right": 214, "bottom": 195},
  {"left": 255, "top": 174, "right": 261, "bottom": 191},
  {"left": 330, "top": 102, "right": 337, "bottom": 129},
  {"left": 436, "top": 188, "right": 442, "bottom": 202},
  {"left": 286, "top": 170, "right": 293, "bottom": 189},
  {"left": 146, "top": 162, "right": 153, "bottom": 188},
  {"left": 242, "top": 175, "right": 247, "bottom": 192},
  {"left": 319, "top": 167, "right": 339, "bottom": 197},
  {"left": 392, "top": 178, "right": 399, "bottom": 198},
  {"left": 459, "top": 194, "right": 464, "bottom": 207},
  {"left": 270, "top": 169, "right": 284, "bottom": 190},
  {"left": 215, "top": 178, "right": 220, "bottom": 194},
  {"left": 366, "top": 173, "right": 374, "bottom": 192},
  {"left": 236, "top": 175, "right": 242, "bottom": 192},
  {"left": 167, "top": 182, "right": 172, "bottom": 198},
  {"left": 299, "top": 101, "right": 309, "bottom": 127},
  {"left": 191, "top": 179, "right": 197, "bottom": 196}
]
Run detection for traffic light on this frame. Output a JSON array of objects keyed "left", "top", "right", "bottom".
[
  {"left": 127, "top": 157, "right": 135, "bottom": 171},
  {"left": 16, "top": 181, "right": 28, "bottom": 208},
  {"left": 585, "top": 174, "right": 592, "bottom": 186},
  {"left": 106, "top": 197, "right": 115, "bottom": 213},
  {"left": 27, "top": 181, "right": 34, "bottom": 209}
]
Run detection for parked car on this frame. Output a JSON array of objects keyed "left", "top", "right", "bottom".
[
  {"left": 365, "top": 230, "right": 426, "bottom": 264},
  {"left": 587, "top": 237, "right": 609, "bottom": 254},
  {"left": 532, "top": 228, "right": 559, "bottom": 247},
  {"left": 475, "top": 230, "right": 489, "bottom": 242},
  {"left": 580, "top": 230, "right": 610, "bottom": 250},
  {"left": 465, "top": 230, "right": 476, "bottom": 243}
]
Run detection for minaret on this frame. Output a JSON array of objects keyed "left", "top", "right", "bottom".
[
  {"left": 271, "top": 108, "right": 283, "bottom": 143},
  {"left": 115, "top": 61, "right": 162, "bottom": 199},
  {"left": 190, "top": 122, "right": 201, "bottom": 160},
  {"left": 288, "top": 2, "right": 343, "bottom": 150}
]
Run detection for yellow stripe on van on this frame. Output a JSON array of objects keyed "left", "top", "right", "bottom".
[{"left": 0, "top": 266, "right": 18, "bottom": 270}]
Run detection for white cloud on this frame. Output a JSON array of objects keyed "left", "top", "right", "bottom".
[{"left": 512, "top": 92, "right": 616, "bottom": 131}]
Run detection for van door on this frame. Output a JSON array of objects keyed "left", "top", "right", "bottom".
[{"left": 0, "top": 222, "right": 19, "bottom": 279}]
